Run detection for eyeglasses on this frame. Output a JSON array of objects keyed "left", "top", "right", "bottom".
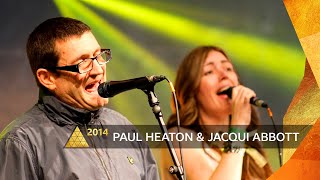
[{"left": 49, "top": 49, "right": 111, "bottom": 74}]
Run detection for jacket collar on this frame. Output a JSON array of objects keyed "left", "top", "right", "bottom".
[{"left": 38, "top": 89, "right": 102, "bottom": 125}]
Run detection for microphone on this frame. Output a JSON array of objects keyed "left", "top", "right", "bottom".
[
  {"left": 98, "top": 75, "right": 166, "bottom": 98},
  {"left": 217, "top": 87, "right": 268, "bottom": 108}
]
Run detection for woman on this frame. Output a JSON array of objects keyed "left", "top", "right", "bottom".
[{"left": 160, "top": 46, "right": 273, "bottom": 180}]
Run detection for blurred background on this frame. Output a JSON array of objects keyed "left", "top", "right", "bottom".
[{"left": 0, "top": 0, "right": 305, "bottom": 171}]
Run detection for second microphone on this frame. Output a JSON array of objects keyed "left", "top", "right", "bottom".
[{"left": 217, "top": 87, "right": 268, "bottom": 108}]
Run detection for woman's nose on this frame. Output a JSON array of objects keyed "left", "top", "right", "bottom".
[{"left": 216, "top": 67, "right": 228, "bottom": 80}]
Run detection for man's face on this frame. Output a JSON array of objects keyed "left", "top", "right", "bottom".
[{"left": 52, "top": 31, "right": 108, "bottom": 111}]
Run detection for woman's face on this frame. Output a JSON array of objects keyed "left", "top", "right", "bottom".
[{"left": 196, "top": 50, "right": 239, "bottom": 117}]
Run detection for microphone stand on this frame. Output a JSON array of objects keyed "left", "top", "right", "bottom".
[{"left": 141, "top": 85, "right": 185, "bottom": 180}]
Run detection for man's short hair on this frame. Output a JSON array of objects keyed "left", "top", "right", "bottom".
[{"left": 26, "top": 17, "right": 91, "bottom": 87}]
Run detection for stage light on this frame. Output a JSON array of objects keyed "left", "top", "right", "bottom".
[{"left": 81, "top": 0, "right": 305, "bottom": 88}]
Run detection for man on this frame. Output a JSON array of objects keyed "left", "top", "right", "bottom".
[{"left": 0, "top": 17, "right": 159, "bottom": 180}]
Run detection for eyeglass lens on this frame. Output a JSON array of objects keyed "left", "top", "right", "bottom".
[{"left": 78, "top": 50, "right": 110, "bottom": 73}]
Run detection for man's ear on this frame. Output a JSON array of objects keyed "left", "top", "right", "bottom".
[{"left": 36, "top": 68, "right": 57, "bottom": 91}]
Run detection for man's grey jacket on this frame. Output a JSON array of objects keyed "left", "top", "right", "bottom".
[{"left": 0, "top": 95, "right": 159, "bottom": 180}]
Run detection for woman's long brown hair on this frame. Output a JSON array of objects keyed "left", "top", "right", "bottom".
[{"left": 166, "top": 45, "right": 273, "bottom": 179}]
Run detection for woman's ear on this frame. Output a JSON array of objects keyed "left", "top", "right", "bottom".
[{"left": 36, "top": 68, "right": 57, "bottom": 91}]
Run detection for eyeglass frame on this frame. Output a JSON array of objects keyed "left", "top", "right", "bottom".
[{"left": 47, "top": 48, "right": 111, "bottom": 74}]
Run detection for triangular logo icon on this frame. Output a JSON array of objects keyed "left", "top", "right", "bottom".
[{"left": 65, "top": 126, "right": 89, "bottom": 148}]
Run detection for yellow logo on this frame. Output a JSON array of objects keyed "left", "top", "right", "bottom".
[
  {"left": 65, "top": 126, "right": 89, "bottom": 148},
  {"left": 127, "top": 156, "right": 134, "bottom": 165}
]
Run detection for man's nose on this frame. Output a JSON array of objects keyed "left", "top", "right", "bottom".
[{"left": 90, "top": 59, "right": 104, "bottom": 75}]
